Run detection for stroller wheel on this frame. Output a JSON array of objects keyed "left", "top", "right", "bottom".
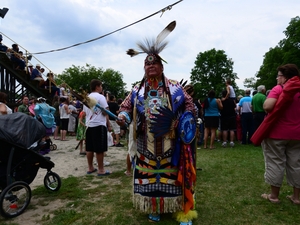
[
  {"left": 44, "top": 171, "right": 61, "bottom": 191},
  {"left": 0, "top": 181, "right": 31, "bottom": 218},
  {"left": 50, "top": 144, "right": 57, "bottom": 151}
]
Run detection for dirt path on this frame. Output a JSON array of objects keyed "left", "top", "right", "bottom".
[{"left": 4, "top": 137, "right": 128, "bottom": 225}]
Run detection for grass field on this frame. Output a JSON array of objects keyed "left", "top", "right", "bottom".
[{"left": 1, "top": 142, "right": 300, "bottom": 225}]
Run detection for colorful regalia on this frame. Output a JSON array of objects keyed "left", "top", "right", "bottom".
[{"left": 119, "top": 75, "right": 197, "bottom": 222}]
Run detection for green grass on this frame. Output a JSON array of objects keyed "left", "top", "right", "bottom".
[{"left": 1, "top": 142, "right": 300, "bottom": 225}]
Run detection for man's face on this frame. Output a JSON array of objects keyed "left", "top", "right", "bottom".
[
  {"left": 144, "top": 62, "right": 163, "bottom": 79},
  {"left": 23, "top": 97, "right": 29, "bottom": 105}
]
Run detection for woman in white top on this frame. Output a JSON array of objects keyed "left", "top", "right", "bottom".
[
  {"left": 59, "top": 97, "right": 70, "bottom": 141},
  {"left": 0, "top": 92, "right": 12, "bottom": 115}
]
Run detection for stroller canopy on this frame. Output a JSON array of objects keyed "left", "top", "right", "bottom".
[{"left": 0, "top": 112, "right": 46, "bottom": 149}]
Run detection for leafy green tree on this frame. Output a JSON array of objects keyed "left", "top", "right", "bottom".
[
  {"left": 243, "top": 77, "right": 257, "bottom": 89},
  {"left": 255, "top": 46, "right": 284, "bottom": 90},
  {"left": 255, "top": 16, "right": 300, "bottom": 90},
  {"left": 281, "top": 16, "right": 300, "bottom": 65},
  {"left": 190, "top": 48, "right": 239, "bottom": 100},
  {"left": 56, "top": 64, "right": 126, "bottom": 98}
]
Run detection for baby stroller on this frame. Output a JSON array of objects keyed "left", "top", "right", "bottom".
[{"left": 0, "top": 113, "right": 61, "bottom": 218}]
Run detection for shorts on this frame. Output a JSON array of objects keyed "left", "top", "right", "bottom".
[
  {"left": 86, "top": 125, "right": 107, "bottom": 153},
  {"left": 220, "top": 116, "right": 236, "bottom": 131},
  {"left": 54, "top": 116, "right": 60, "bottom": 127},
  {"left": 109, "top": 120, "right": 120, "bottom": 134},
  {"left": 204, "top": 116, "right": 219, "bottom": 128},
  {"left": 60, "top": 118, "right": 69, "bottom": 130}
]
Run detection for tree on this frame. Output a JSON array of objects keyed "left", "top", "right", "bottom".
[
  {"left": 190, "top": 48, "right": 239, "bottom": 100},
  {"left": 243, "top": 77, "right": 257, "bottom": 89},
  {"left": 56, "top": 64, "right": 126, "bottom": 98},
  {"left": 255, "top": 46, "right": 284, "bottom": 90},
  {"left": 255, "top": 16, "right": 300, "bottom": 90},
  {"left": 281, "top": 16, "right": 300, "bottom": 66}
]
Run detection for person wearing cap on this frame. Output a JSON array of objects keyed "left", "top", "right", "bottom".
[
  {"left": 30, "top": 64, "right": 44, "bottom": 81},
  {"left": 117, "top": 21, "right": 197, "bottom": 225},
  {"left": 237, "top": 89, "right": 253, "bottom": 144}
]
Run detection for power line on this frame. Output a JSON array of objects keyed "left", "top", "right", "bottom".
[{"left": 32, "top": 0, "right": 183, "bottom": 55}]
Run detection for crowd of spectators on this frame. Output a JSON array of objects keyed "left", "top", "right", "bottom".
[
  {"left": 194, "top": 78, "right": 270, "bottom": 149},
  {"left": 0, "top": 34, "right": 62, "bottom": 100}
]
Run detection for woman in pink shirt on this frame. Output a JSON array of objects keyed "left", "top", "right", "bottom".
[{"left": 261, "top": 64, "right": 300, "bottom": 205}]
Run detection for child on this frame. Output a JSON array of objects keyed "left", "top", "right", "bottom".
[{"left": 76, "top": 110, "right": 86, "bottom": 155}]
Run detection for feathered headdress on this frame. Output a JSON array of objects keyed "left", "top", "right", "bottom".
[{"left": 126, "top": 21, "right": 176, "bottom": 65}]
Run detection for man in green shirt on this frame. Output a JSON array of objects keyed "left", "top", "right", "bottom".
[
  {"left": 251, "top": 85, "right": 266, "bottom": 132},
  {"left": 18, "top": 96, "right": 30, "bottom": 115}
]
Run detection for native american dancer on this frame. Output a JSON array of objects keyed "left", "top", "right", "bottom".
[{"left": 117, "top": 21, "right": 198, "bottom": 225}]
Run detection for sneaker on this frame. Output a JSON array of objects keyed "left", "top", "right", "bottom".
[
  {"left": 221, "top": 142, "right": 227, "bottom": 147},
  {"left": 230, "top": 142, "right": 235, "bottom": 147},
  {"left": 115, "top": 143, "right": 124, "bottom": 147}
]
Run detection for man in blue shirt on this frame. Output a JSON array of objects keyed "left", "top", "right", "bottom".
[{"left": 238, "top": 89, "right": 253, "bottom": 144}]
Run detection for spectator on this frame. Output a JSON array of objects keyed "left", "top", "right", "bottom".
[
  {"left": 52, "top": 95, "right": 61, "bottom": 140},
  {"left": 251, "top": 85, "right": 266, "bottom": 132},
  {"left": 30, "top": 64, "right": 44, "bottom": 85},
  {"left": 28, "top": 96, "right": 37, "bottom": 117},
  {"left": 117, "top": 98, "right": 127, "bottom": 139},
  {"left": 108, "top": 95, "right": 123, "bottom": 147},
  {"left": 224, "top": 78, "right": 236, "bottom": 102},
  {"left": 0, "top": 34, "right": 10, "bottom": 53},
  {"left": 44, "top": 73, "right": 60, "bottom": 97},
  {"left": 260, "top": 64, "right": 300, "bottom": 204},
  {"left": 238, "top": 89, "right": 253, "bottom": 144},
  {"left": 27, "top": 64, "right": 34, "bottom": 76},
  {"left": 18, "top": 51, "right": 26, "bottom": 65},
  {"left": 68, "top": 101, "right": 78, "bottom": 136},
  {"left": 59, "top": 83, "right": 69, "bottom": 99},
  {"left": 203, "top": 90, "right": 223, "bottom": 149},
  {"left": 59, "top": 97, "right": 70, "bottom": 141},
  {"left": 40, "top": 68, "right": 45, "bottom": 76},
  {"left": 17, "top": 95, "right": 30, "bottom": 115},
  {"left": 34, "top": 97, "right": 56, "bottom": 155},
  {"left": 83, "top": 79, "right": 111, "bottom": 176},
  {"left": 76, "top": 110, "right": 86, "bottom": 155},
  {"left": 0, "top": 92, "right": 12, "bottom": 115},
  {"left": 236, "top": 95, "right": 243, "bottom": 142},
  {"left": 220, "top": 90, "right": 236, "bottom": 147},
  {"left": 10, "top": 44, "right": 25, "bottom": 70}
]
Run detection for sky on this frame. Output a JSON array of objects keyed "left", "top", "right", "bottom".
[{"left": 1, "top": 0, "right": 299, "bottom": 91}]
